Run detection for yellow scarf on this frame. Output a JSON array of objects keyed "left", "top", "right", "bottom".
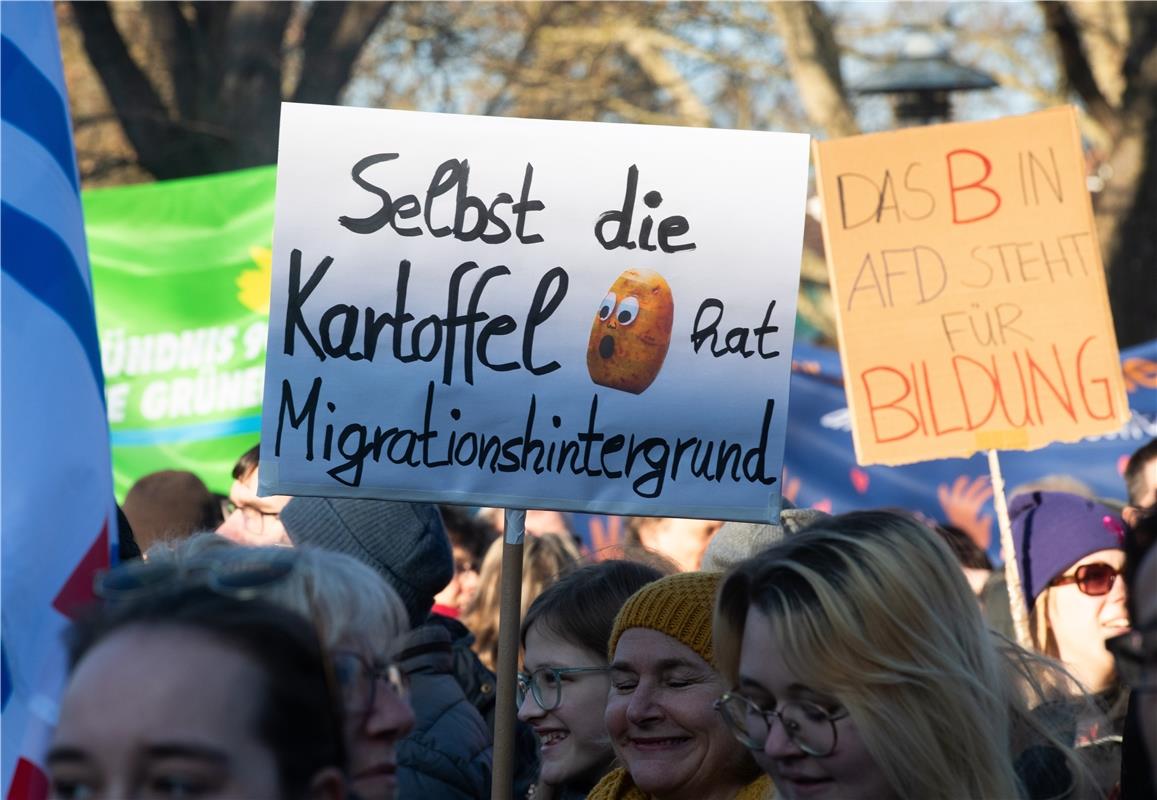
[{"left": 586, "top": 767, "right": 773, "bottom": 800}]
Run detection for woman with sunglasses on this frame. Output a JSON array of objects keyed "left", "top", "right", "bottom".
[
  {"left": 517, "top": 560, "right": 668, "bottom": 799},
  {"left": 1012, "top": 491, "right": 1130, "bottom": 695},
  {"left": 714, "top": 510, "right": 1094, "bottom": 800},
  {"left": 1012, "top": 490, "right": 1130, "bottom": 795}
]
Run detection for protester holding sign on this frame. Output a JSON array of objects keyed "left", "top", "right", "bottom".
[
  {"left": 49, "top": 585, "right": 346, "bottom": 800},
  {"left": 713, "top": 510, "right": 1094, "bottom": 800},
  {"left": 591, "top": 572, "right": 771, "bottom": 800},
  {"left": 518, "top": 560, "right": 668, "bottom": 799}
]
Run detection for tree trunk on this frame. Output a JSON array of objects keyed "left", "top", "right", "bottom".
[
  {"left": 771, "top": 2, "right": 860, "bottom": 138},
  {"left": 1103, "top": 6, "right": 1157, "bottom": 347},
  {"left": 69, "top": 0, "right": 391, "bottom": 180}
]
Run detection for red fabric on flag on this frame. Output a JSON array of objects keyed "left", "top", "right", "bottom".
[
  {"left": 51, "top": 521, "right": 109, "bottom": 621},
  {"left": 7, "top": 758, "right": 48, "bottom": 800}
]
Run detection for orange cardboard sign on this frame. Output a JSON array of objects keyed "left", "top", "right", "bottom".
[{"left": 815, "top": 107, "right": 1128, "bottom": 466}]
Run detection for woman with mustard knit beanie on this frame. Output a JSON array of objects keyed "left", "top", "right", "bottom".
[{"left": 589, "top": 572, "right": 772, "bottom": 800}]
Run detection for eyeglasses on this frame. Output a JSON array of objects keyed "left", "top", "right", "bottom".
[
  {"left": 95, "top": 548, "right": 298, "bottom": 602},
  {"left": 714, "top": 692, "right": 849, "bottom": 757},
  {"left": 1106, "top": 625, "right": 1157, "bottom": 693},
  {"left": 223, "top": 501, "right": 281, "bottom": 535},
  {"left": 332, "top": 649, "right": 409, "bottom": 719},
  {"left": 517, "top": 666, "right": 611, "bottom": 711},
  {"left": 1050, "top": 562, "right": 1122, "bottom": 596}
]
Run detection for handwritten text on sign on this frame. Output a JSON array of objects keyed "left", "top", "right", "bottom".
[
  {"left": 815, "top": 106, "right": 1128, "bottom": 466},
  {"left": 260, "top": 104, "right": 810, "bottom": 522}
]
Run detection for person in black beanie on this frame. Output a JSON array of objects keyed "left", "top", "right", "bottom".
[{"left": 281, "top": 496, "right": 539, "bottom": 799}]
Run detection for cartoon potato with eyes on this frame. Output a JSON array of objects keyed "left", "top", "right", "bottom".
[{"left": 586, "top": 269, "right": 674, "bottom": 394}]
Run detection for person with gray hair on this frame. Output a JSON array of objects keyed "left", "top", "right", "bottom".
[
  {"left": 279, "top": 497, "right": 521, "bottom": 799},
  {"left": 145, "top": 535, "right": 417, "bottom": 800},
  {"left": 700, "top": 504, "right": 828, "bottom": 573}
]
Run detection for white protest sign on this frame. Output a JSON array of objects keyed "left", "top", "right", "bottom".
[{"left": 260, "top": 103, "right": 809, "bottom": 522}]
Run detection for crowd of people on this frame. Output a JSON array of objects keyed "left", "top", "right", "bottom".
[{"left": 44, "top": 438, "right": 1157, "bottom": 799}]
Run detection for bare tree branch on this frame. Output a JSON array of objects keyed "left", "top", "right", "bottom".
[
  {"left": 70, "top": 1, "right": 192, "bottom": 176},
  {"left": 1040, "top": 1, "right": 1120, "bottom": 135},
  {"left": 211, "top": 2, "right": 293, "bottom": 168},
  {"left": 622, "top": 31, "right": 711, "bottom": 127},
  {"left": 482, "top": 3, "right": 561, "bottom": 116},
  {"left": 292, "top": 1, "right": 394, "bottom": 104},
  {"left": 771, "top": 2, "right": 859, "bottom": 138},
  {"left": 141, "top": 3, "right": 199, "bottom": 120}
]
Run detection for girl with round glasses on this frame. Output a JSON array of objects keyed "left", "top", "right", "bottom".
[
  {"left": 518, "top": 560, "right": 667, "bottom": 799},
  {"left": 714, "top": 510, "right": 1095, "bottom": 800}
]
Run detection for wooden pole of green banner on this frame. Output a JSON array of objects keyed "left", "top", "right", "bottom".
[
  {"left": 987, "top": 450, "right": 1033, "bottom": 649},
  {"left": 491, "top": 508, "right": 526, "bottom": 800}
]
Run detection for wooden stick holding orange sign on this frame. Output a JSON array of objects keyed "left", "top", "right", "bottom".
[{"left": 987, "top": 450, "right": 1032, "bottom": 648}]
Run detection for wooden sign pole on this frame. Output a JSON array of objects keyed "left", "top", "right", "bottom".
[
  {"left": 987, "top": 450, "right": 1032, "bottom": 649},
  {"left": 491, "top": 508, "right": 526, "bottom": 800}
]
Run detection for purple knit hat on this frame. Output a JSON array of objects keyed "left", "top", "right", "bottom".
[{"left": 1010, "top": 491, "right": 1126, "bottom": 611}]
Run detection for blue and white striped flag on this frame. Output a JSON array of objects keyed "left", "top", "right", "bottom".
[{"left": 1, "top": 3, "right": 116, "bottom": 797}]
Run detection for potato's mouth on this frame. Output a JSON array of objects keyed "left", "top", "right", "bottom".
[{"left": 599, "top": 334, "right": 615, "bottom": 359}]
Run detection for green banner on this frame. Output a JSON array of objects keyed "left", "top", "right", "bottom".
[{"left": 85, "top": 166, "right": 276, "bottom": 500}]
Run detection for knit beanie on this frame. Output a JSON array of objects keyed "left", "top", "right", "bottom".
[
  {"left": 280, "top": 497, "right": 452, "bottom": 626},
  {"left": 1010, "top": 490, "right": 1126, "bottom": 611},
  {"left": 607, "top": 571, "right": 721, "bottom": 666},
  {"left": 701, "top": 507, "right": 829, "bottom": 573}
]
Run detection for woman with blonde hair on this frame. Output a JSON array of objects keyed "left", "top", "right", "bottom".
[
  {"left": 463, "top": 531, "right": 581, "bottom": 671},
  {"left": 1010, "top": 491, "right": 1130, "bottom": 794},
  {"left": 1011, "top": 491, "right": 1129, "bottom": 695},
  {"left": 714, "top": 510, "right": 1096, "bottom": 800}
]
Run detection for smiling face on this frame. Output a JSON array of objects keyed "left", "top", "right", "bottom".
[
  {"left": 605, "top": 628, "right": 753, "bottom": 800},
  {"left": 738, "top": 607, "right": 896, "bottom": 800},
  {"left": 517, "top": 624, "right": 615, "bottom": 790},
  {"left": 49, "top": 626, "right": 287, "bottom": 800},
  {"left": 586, "top": 269, "right": 674, "bottom": 395},
  {"left": 1045, "top": 548, "right": 1129, "bottom": 692}
]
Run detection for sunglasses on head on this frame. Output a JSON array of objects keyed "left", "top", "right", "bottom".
[{"left": 1049, "top": 562, "right": 1121, "bottom": 596}]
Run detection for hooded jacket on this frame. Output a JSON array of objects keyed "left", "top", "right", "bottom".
[{"left": 395, "top": 621, "right": 494, "bottom": 799}]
